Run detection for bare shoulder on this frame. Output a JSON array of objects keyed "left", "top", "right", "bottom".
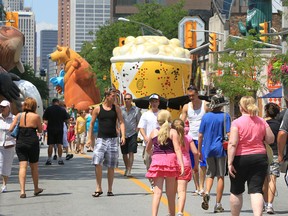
[
  {"left": 93, "top": 106, "right": 100, "bottom": 114},
  {"left": 182, "top": 103, "right": 188, "bottom": 111}
]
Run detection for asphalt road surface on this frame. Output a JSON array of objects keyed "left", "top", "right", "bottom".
[{"left": 1, "top": 144, "right": 288, "bottom": 216}]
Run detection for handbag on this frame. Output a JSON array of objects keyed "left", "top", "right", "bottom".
[
  {"left": 11, "top": 113, "right": 22, "bottom": 138},
  {"left": 265, "top": 143, "right": 273, "bottom": 165},
  {"left": 222, "top": 112, "right": 229, "bottom": 150}
]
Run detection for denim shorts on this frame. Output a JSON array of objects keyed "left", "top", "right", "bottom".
[{"left": 268, "top": 155, "right": 280, "bottom": 177}]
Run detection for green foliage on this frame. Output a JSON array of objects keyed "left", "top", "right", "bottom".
[
  {"left": 80, "top": 1, "right": 188, "bottom": 95},
  {"left": 10, "top": 65, "right": 49, "bottom": 100},
  {"left": 268, "top": 52, "right": 288, "bottom": 85},
  {"left": 212, "top": 36, "right": 266, "bottom": 101}
]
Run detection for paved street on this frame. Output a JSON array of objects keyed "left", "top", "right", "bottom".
[{"left": 0, "top": 144, "right": 288, "bottom": 216}]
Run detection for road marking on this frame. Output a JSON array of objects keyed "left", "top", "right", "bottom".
[{"left": 78, "top": 154, "right": 190, "bottom": 216}]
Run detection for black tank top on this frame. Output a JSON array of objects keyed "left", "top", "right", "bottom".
[{"left": 97, "top": 104, "right": 117, "bottom": 138}]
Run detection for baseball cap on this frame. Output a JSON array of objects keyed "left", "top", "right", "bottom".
[
  {"left": 149, "top": 94, "right": 159, "bottom": 100},
  {"left": 0, "top": 100, "right": 10, "bottom": 108}
]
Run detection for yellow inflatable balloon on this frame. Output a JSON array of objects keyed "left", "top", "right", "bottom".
[{"left": 110, "top": 36, "right": 192, "bottom": 116}]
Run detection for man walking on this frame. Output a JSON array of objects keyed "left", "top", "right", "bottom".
[
  {"left": 138, "top": 93, "right": 160, "bottom": 190},
  {"left": 181, "top": 85, "right": 208, "bottom": 196},
  {"left": 87, "top": 88, "right": 125, "bottom": 197},
  {"left": 121, "top": 93, "right": 141, "bottom": 177},
  {"left": 43, "top": 98, "right": 69, "bottom": 165}
]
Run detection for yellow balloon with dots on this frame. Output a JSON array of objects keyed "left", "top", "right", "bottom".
[{"left": 110, "top": 36, "right": 192, "bottom": 118}]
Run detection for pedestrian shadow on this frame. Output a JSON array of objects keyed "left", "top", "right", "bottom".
[
  {"left": 273, "top": 210, "right": 288, "bottom": 214},
  {"left": 35, "top": 192, "right": 71, "bottom": 197},
  {"left": 110, "top": 192, "right": 152, "bottom": 196}
]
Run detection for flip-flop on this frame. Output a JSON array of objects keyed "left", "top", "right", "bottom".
[
  {"left": 34, "top": 188, "right": 44, "bottom": 196},
  {"left": 107, "top": 191, "right": 114, "bottom": 196},
  {"left": 92, "top": 191, "right": 103, "bottom": 197}
]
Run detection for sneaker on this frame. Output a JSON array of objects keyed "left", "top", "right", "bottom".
[
  {"left": 266, "top": 206, "right": 275, "bottom": 214},
  {"left": 58, "top": 160, "right": 64, "bottom": 165},
  {"left": 176, "top": 213, "right": 184, "bottom": 216},
  {"left": 1, "top": 185, "right": 7, "bottom": 193},
  {"left": 65, "top": 154, "right": 73, "bottom": 160},
  {"left": 126, "top": 170, "right": 132, "bottom": 177},
  {"left": 150, "top": 186, "right": 154, "bottom": 192},
  {"left": 124, "top": 169, "right": 128, "bottom": 176},
  {"left": 214, "top": 204, "right": 224, "bottom": 213},
  {"left": 192, "top": 190, "right": 199, "bottom": 196},
  {"left": 45, "top": 160, "right": 52, "bottom": 165},
  {"left": 53, "top": 155, "right": 57, "bottom": 160},
  {"left": 198, "top": 189, "right": 205, "bottom": 196},
  {"left": 201, "top": 193, "right": 210, "bottom": 210}
]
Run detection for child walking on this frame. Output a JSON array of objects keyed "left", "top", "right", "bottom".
[
  {"left": 67, "top": 117, "right": 76, "bottom": 153},
  {"left": 171, "top": 119, "right": 199, "bottom": 216},
  {"left": 146, "top": 110, "right": 184, "bottom": 216}
]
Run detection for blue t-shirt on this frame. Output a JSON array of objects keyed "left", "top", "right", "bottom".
[
  {"left": 86, "top": 115, "right": 99, "bottom": 134},
  {"left": 199, "top": 111, "right": 231, "bottom": 158}
]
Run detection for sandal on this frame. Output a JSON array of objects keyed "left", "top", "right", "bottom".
[
  {"left": 107, "top": 191, "right": 114, "bottom": 196},
  {"left": 92, "top": 191, "right": 103, "bottom": 197},
  {"left": 20, "top": 193, "right": 26, "bottom": 198},
  {"left": 34, "top": 188, "right": 44, "bottom": 196}
]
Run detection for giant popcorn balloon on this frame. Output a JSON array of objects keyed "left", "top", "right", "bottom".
[{"left": 110, "top": 36, "right": 192, "bottom": 105}]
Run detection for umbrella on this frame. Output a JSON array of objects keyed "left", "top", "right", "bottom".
[
  {"left": 261, "top": 87, "right": 282, "bottom": 98},
  {"left": 167, "top": 95, "right": 190, "bottom": 110},
  {"left": 133, "top": 95, "right": 168, "bottom": 109}
]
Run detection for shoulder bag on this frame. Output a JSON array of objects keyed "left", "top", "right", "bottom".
[
  {"left": 10, "top": 113, "right": 22, "bottom": 138},
  {"left": 222, "top": 112, "right": 229, "bottom": 150},
  {"left": 265, "top": 143, "right": 273, "bottom": 165}
]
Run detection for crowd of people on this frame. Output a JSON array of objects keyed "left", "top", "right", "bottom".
[{"left": 0, "top": 86, "right": 287, "bottom": 216}]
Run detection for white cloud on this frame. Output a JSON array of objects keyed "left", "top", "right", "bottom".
[{"left": 36, "top": 22, "right": 58, "bottom": 57}]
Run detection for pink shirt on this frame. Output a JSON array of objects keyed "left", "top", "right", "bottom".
[
  {"left": 232, "top": 115, "right": 268, "bottom": 156},
  {"left": 180, "top": 135, "right": 193, "bottom": 167}
]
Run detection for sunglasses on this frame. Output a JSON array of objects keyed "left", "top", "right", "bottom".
[
  {"left": 0, "top": 106, "right": 7, "bottom": 108},
  {"left": 124, "top": 98, "right": 132, "bottom": 101}
]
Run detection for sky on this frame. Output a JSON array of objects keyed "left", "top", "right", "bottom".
[
  {"left": 24, "top": 0, "right": 58, "bottom": 56},
  {"left": 24, "top": 0, "right": 282, "bottom": 57}
]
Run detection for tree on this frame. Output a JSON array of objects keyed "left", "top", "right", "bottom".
[
  {"left": 11, "top": 64, "right": 49, "bottom": 100},
  {"left": 80, "top": 1, "right": 188, "bottom": 94},
  {"left": 212, "top": 36, "right": 267, "bottom": 101}
]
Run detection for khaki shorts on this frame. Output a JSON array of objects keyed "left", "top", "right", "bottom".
[{"left": 76, "top": 132, "right": 86, "bottom": 144}]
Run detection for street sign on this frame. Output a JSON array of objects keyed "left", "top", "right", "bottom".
[{"left": 178, "top": 16, "right": 205, "bottom": 48}]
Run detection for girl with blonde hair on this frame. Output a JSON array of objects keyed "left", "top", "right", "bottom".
[
  {"left": 146, "top": 110, "right": 184, "bottom": 216},
  {"left": 171, "top": 119, "right": 199, "bottom": 216}
]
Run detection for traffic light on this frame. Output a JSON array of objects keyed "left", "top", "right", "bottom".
[
  {"left": 119, "top": 37, "right": 126, "bottom": 47},
  {"left": 184, "top": 21, "right": 197, "bottom": 49},
  {"left": 259, "top": 21, "right": 269, "bottom": 42},
  {"left": 209, "top": 33, "right": 217, "bottom": 52},
  {"left": 40, "top": 68, "right": 46, "bottom": 77},
  {"left": 5, "top": 12, "right": 19, "bottom": 28}
]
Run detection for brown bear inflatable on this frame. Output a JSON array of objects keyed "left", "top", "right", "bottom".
[{"left": 49, "top": 46, "right": 101, "bottom": 111}]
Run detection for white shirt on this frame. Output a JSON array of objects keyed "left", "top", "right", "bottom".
[
  {"left": 137, "top": 109, "right": 159, "bottom": 146},
  {"left": 0, "top": 113, "right": 16, "bottom": 146},
  {"left": 187, "top": 101, "right": 206, "bottom": 140}
]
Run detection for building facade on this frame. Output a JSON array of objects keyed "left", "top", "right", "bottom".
[
  {"left": 2, "top": 0, "right": 23, "bottom": 11},
  {"left": 70, "top": 0, "right": 110, "bottom": 52},
  {"left": 40, "top": 30, "right": 58, "bottom": 70},
  {"left": 58, "top": 0, "right": 71, "bottom": 47},
  {"left": 18, "top": 9, "right": 36, "bottom": 71}
]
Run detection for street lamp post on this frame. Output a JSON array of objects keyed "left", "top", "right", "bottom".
[{"left": 118, "top": 17, "right": 164, "bottom": 36}]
